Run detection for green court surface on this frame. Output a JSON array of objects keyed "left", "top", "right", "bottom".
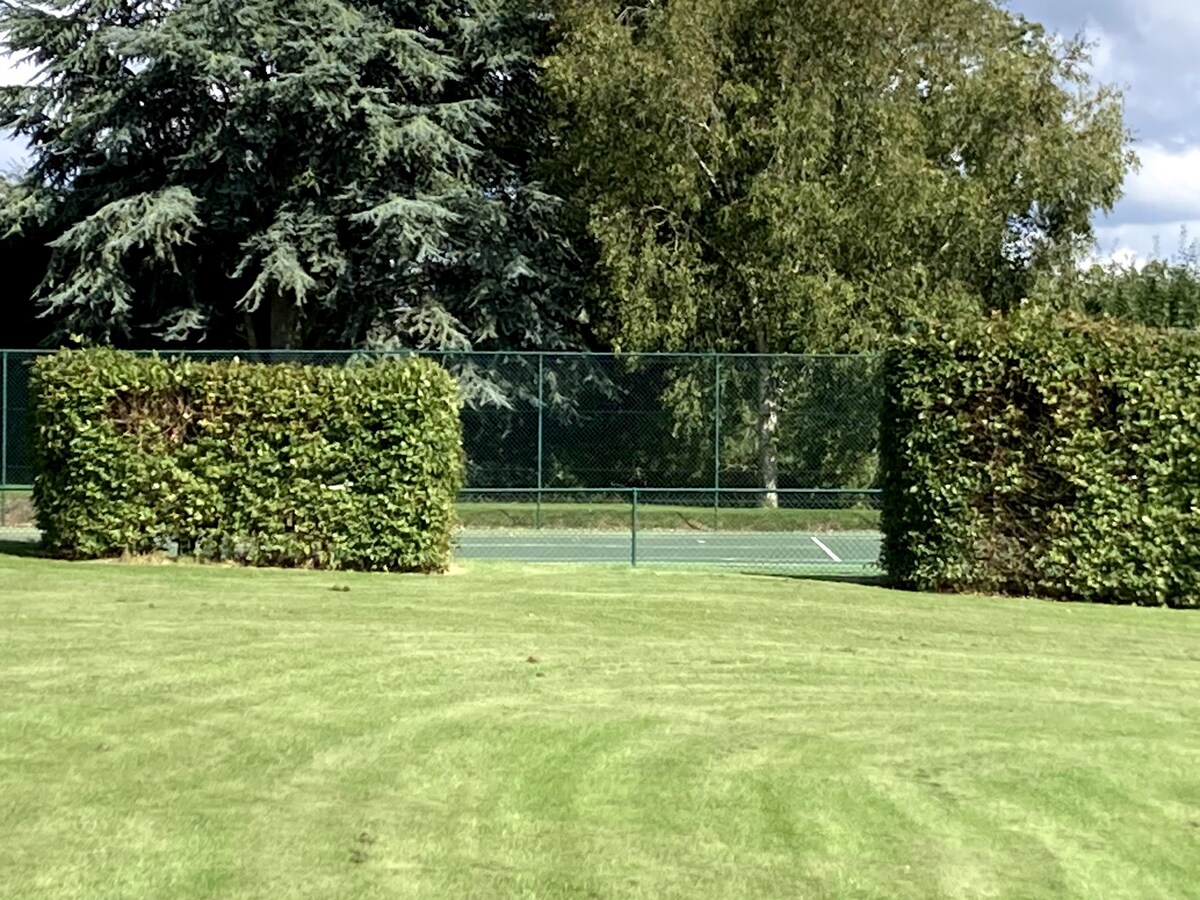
[
  {"left": 456, "top": 501, "right": 880, "bottom": 533},
  {"left": 0, "top": 526, "right": 881, "bottom": 574},
  {"left": 1, "top": 494, "right": 883, "bottom": 572},
  {"left": 457, "top": 528, "right": 881, "bottom": 573}
]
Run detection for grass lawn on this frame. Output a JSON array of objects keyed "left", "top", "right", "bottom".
[{"left": 1, "top": 551, "right": 1198, "bottom": 899}]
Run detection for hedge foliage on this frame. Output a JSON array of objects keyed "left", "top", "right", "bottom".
[
  {"left": 32, "top": 350, "right": 464, "bottom": 572},
  {"left": 881, "top": 310, "right": 1200, "bottom": 608}
]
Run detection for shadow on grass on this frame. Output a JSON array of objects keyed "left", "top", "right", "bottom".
[
  {"left": 744, "top": 570, "right": 889, "bottom": 587},
  {"left": 0, "top": 539, "right": 44, "bottom": 559}
]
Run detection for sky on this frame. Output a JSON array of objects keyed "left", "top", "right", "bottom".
[
  {"left": 0, "top": 0, "right": 1196, "bottom": 264},
  {"left": 1012, "top": 0, "right": 1200, "bottom": 264}
]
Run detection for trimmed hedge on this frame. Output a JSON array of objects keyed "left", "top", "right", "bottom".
[
  {"left": 882, "top": 310, "right": 1200, "bottom": 608},
  {"left": 32, "top": 350, "right": 464, "bottom": 572}
]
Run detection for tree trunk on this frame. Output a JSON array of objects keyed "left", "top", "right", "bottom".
[
  {"left": 242, "top": 311, "right": 260, "bottom": 351},
  {"left": 269, "top": 295, "right": 301, "bottom": 350},
  {"left": 756, "top": 353, "right": 780, "bottom": 509}
]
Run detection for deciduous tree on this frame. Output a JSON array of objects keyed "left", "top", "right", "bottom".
[{"left": 544, "top": 0, "right": 1134, "bottom": 502}]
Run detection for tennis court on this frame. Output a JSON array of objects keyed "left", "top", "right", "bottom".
[
  {"left": 458, "top": 527, "right": 881, "bottom": 573},
  {"left": 4, "top": 486, "right": 883, "bottom": 574},
  {"left": 0, "top": 523, "right": 881, "bottom": 574}
]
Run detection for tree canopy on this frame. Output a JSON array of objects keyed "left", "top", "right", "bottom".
[
  {"left": 0, "top": 0, "right": 582, "bottom": 349},
  {"left": 0, "top": 0, "right": 1137, "bottom": 352},
  {"left": 543, "top": 0, "right": 1135, "bottom": 354}
]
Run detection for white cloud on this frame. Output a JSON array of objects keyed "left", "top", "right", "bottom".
[
  {"left": 1120, "top": 144, "right": 1200, "bottom": 221},
  {"left": 1135, "top": 0, "right": 1200, "bottom": 39},
  {"left": 0, "top": 53, "right": 36, "bottom": 172},
  {"left": 1079, "top": 20, "right": 1134, "bottom": 86},
  {"left": 0, "top": 52, "right": 38, "bottom": 87},
  {"left": 1094, "top": 244, "right": 1138, "bottom": 266},
  {"left": 1012, "top": 1, "right": 1200, "bottom": 262},
  {"left": 1093, "top": 219, "right": 1200, "bottom": 262},
  {"left": 1084, "top": 243, "right": 1155, "bottom": 271},
  {"left": 0, "top": 135, "right": 28, "bottom": 172}
]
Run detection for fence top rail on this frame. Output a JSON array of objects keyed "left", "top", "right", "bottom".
[
  {"left": 2, "top": 485, "right": 881, "bottom": 494},
  {"left": 0, "top": 348, "right": 879, "bottom": 360},
  {"left": 3, "top": 488, "right": 880, "bottom": 498},
  {"left": 0, "top": 486, "right": 880, "bottom": 496},
  {"left": 460, "top": 487, "right": 882, "bottom": 495}
]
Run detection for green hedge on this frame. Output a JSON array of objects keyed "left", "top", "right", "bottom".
[
  {"left": 32, "top": 350, "right": 464, "bottom": 572},
  {"left": 881, "top": 310, "right": 1200, "bottom": 608}
]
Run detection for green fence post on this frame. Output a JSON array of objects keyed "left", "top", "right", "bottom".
[
  {"left": 1, "top": 350, "right": 7, "bottom": 529},
  {"left": 630, "top": 487, "right": 639, "bottom": 567},
  {"left": 1, "top": 350, "right": 7, "bottom": 485},
  {"left": 713, "top": 354, "right": 721, "bottom": 532},
  {"left": 536, "top": 353, "right": 544, "bottom": 530}
]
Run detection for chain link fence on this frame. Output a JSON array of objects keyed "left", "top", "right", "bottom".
[{"left": 0, "top": 349, "right": 882, "bottom": 573}]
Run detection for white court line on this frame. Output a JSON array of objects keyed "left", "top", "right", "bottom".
[
  {"left": 810, "top": 536, "right": 841, "bottom": 562},
  {"left": 461, "top": 542, "right": 834, "bottom": 554}
]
